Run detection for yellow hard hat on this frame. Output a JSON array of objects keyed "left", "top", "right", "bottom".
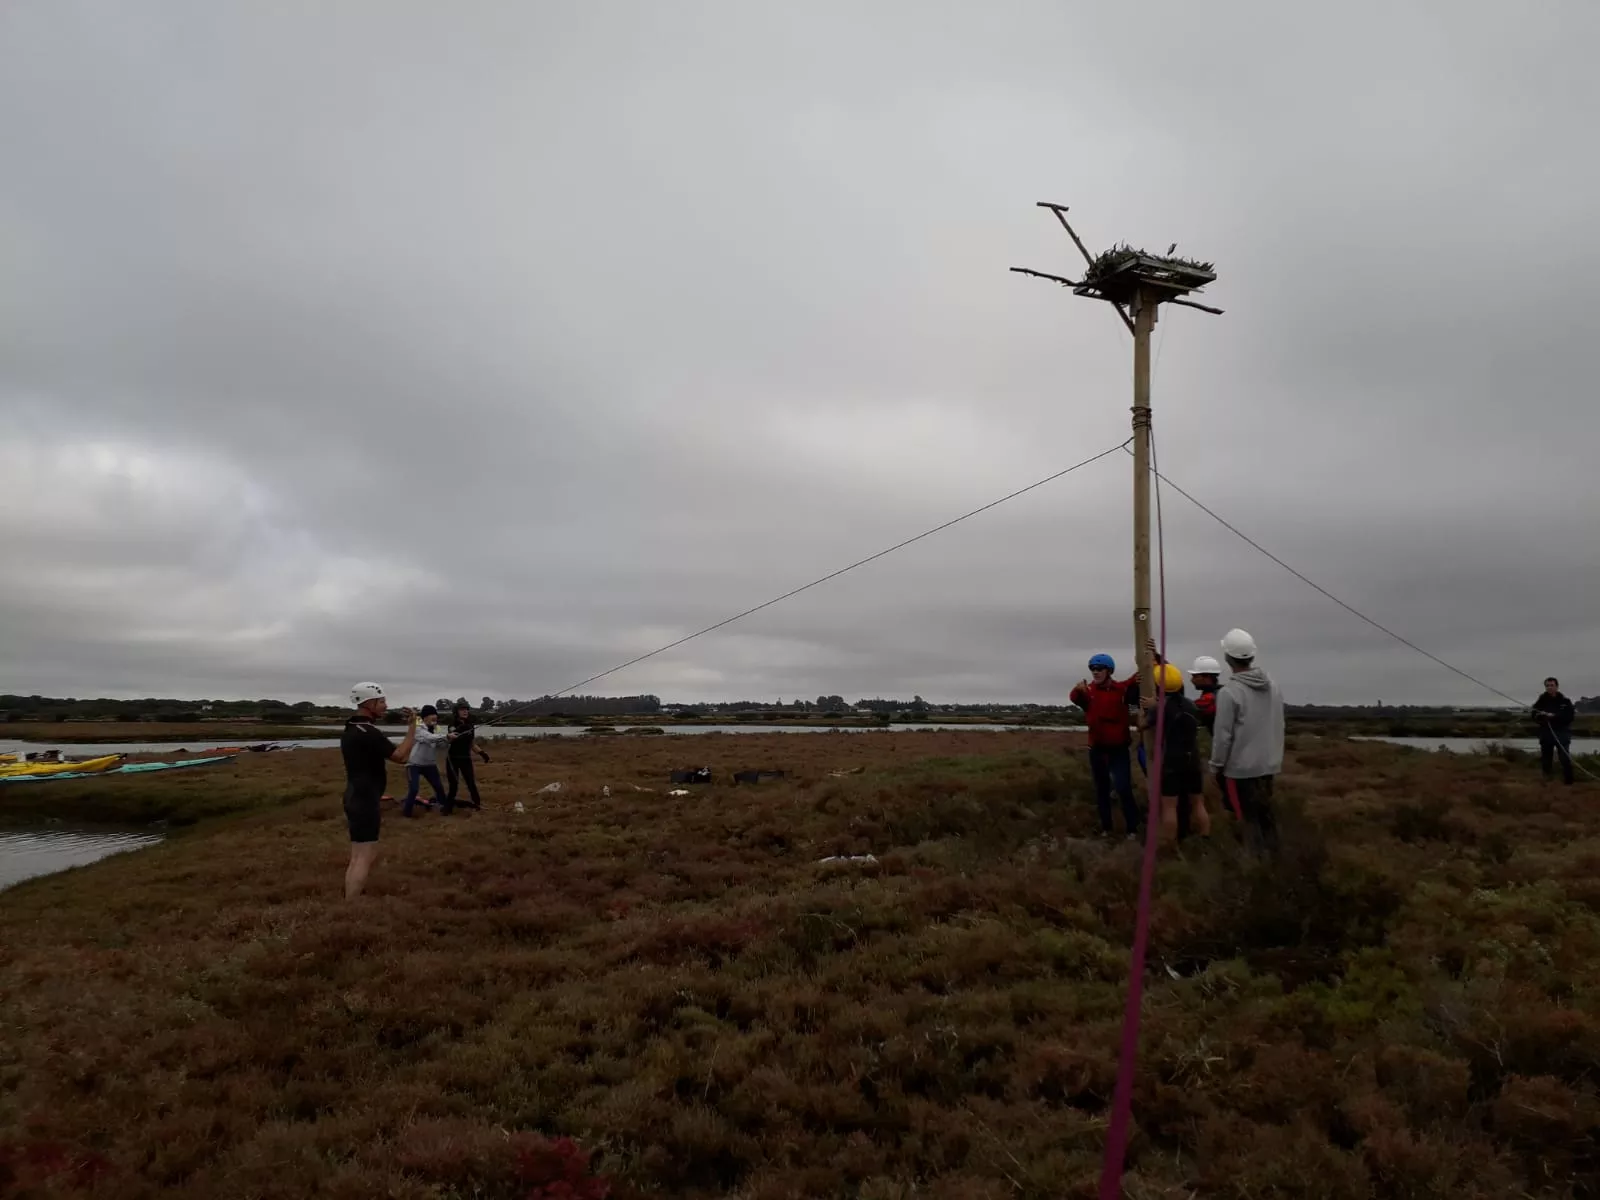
[{"left": 1156, "top": 663, "right": 1184, "bottom": 693}]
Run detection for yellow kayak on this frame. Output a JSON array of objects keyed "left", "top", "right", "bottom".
[
  {"left": 0, "top": 753, "right": 16, "bottom": 764},
  {"left": 0, "top": 755, "right": 121, "bottom": 778}
]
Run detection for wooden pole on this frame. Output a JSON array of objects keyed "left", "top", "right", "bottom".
[{"left": 1131, "top": 288, "right": 1157, "bottom": 732}]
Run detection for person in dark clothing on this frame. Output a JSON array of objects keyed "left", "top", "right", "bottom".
[
  {"left": 1145, "top": 638, "right": 1221, "bottom": 733},
  {"left": 446, "top": 702, "right": 492, "bottom": 810},
  {"left": 1532, "top": 677, "right": 1576, "bottom": 786},
  {"left": 342, "top": 682, "right": 419, "bottom": 899},
  {"left": 1146, "top": 639, "right": 1223, "bottom": 824},
  {"left": 1143, "top": 664, "right": 1206, "bottom": 844},
  {"left": 1070, "top": 653, "right": 1141, "bottom": 837}
]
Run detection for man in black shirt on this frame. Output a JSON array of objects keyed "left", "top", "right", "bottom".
[
  {"left": 342, "top": 681, "right": 419, "bottom": 898},
  {"left": 1532, "top": 676, "right": 1577, "bottom": 786},
  {"left": 445, "top": 701, "right": 491, "bottom": 811}
]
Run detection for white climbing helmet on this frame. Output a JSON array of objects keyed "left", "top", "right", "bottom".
[
  {"left": 1220, "top": 629, "right": 1258, "bottom": 660},
  {"left": 350, "top": 681, "right": 386, "bottom": 707},
  {"left": 1189, "top": 655, "right": 1222, "bottom": 677}
]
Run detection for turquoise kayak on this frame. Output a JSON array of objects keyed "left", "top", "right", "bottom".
[
  {"left": 0, "top": 755, "right": 236, "bottom": 784},
  {"left": 112, "top": 756, "right": 235, "bottom": 774}
]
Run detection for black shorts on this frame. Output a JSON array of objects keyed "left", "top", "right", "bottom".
[{"left": 344, "top": 792, "right": 381, "bottom": 843}]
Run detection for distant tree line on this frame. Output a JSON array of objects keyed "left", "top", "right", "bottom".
[
  {"left": 489, "top": 694, "right": 663, "bottom": 718},
  {"left": 0, "top": 695, "right": 330, "bottom": 724},
  {"left": 5, "top": 690, "right": 1592, "bottom": 726}
]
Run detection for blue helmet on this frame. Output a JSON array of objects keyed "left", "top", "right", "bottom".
[{"left": 1088, "top": 653, "right": 1115, "bottom": 672}]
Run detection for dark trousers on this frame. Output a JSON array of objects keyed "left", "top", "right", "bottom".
[
  {"left": 1540, "top": 734, "right": 1575, "bottom": 785},
  {"left": 1173, "top": 790, "right": 1194, "bottom": 842},
  {"left": 1231, "top": 775, "right": 1279, "bottom": 852},
  {"left": 1089, "top": 744, "right": 1141, "bottom": 834},
  {"left": 446, "top": 755, "right": 481, "bottom": 808},
  {"left": 403, "top": 764, "right": 446, "bottom": 815}
]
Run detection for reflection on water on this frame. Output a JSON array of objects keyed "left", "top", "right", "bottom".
[{"left": 0, "top": 828, "right": 163, "bottom": 891}]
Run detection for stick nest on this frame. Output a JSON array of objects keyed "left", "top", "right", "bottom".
[{"left": 1082, "top": 243, "right": 1216, "bottom": 288}]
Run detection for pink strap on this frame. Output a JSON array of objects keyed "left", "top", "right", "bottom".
[{"left": 1099, "top": 638, "right": 1167, "bottom": 1194}]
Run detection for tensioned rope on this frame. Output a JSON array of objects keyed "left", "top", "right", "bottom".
[
  {"left": 479, "top": 438, "right": 1132, "bottom": 728},
  {"left": 1132, "top": 451, "right": 1522, "bottom": 705},
  {"left": 1126, "top": 450, "right": 1596, "bottom": 781}
]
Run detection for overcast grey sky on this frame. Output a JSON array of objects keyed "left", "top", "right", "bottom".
[{"left": 2, "top": 1, "right": 1596, "bottom": 708}]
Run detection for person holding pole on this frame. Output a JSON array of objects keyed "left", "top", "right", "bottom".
[
  {"left": 1144, "top": 638, "right": 1222, "bottom": 731},
  {"left": 1532, "top": 677, "right": 1576, "bottom": 786},
  {"left": 1208, "top": 629, "right": 1285, "bottom": 852},
  {"left": 1145, "top": 637, "right": 1225, "bottom": 825},
  {"left": 342, "top": 682, "right": 419, "bottom": 899},
  {"left": 1142, "top": 663, "right": 1205, "bottom": 843},
  {"left": 1071, "top": 654, "right": 1142, "bottom": 838}
]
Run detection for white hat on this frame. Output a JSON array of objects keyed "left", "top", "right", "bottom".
[
  {"left": 350, "top": 681, "right": 385, "bottom": 706},
  {"left": 1220, "top": 629, "right": 1258, "bottom": 659}
]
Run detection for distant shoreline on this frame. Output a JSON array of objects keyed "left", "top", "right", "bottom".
[{"left": 6, "top": 711, "right": 1593, "bottom": 743}]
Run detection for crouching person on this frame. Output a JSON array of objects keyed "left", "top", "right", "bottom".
[{"left": 1209, "top": 628, "right": 1285, "bottom": 852}]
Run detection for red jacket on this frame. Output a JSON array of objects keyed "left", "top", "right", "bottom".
[
  {"left": 1070, "top": 675, "right": 1138, "bottom": 747},
  {"left": 1194, "top": 688, "right": 1218, "bottom": 730}
]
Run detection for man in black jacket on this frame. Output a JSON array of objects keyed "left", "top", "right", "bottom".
[
  {"left": 445, "top": 701, "right": 491, "bottom": 811},
  {"left": 1532, "top": 677, "right": 1576, "bottom": 786},
  {"left": 342, "top": 682, "right": 419, "bottom": 898}
]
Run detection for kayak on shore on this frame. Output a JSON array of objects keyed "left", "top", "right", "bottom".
[
  {"left": 0, "top": 754, "right": 122, "bottom": 779},
  {"left": 0, "top": 755, "right": 236, "bottom": 784}
]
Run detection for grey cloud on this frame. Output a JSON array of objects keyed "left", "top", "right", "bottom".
[{"left": 1, "top": 0, "right": 1596, "bottom": 709}]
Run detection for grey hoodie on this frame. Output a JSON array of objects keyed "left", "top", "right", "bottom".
[
  {"left": 407, "top": 723, "right": 450, "bottom": 767},
  {"left": 1209, "top": 666, "right": 1285, "bottom": 779}
]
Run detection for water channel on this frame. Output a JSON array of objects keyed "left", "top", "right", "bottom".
[{"left": 0, "top": 826, "right": 164, "bottom": 892}]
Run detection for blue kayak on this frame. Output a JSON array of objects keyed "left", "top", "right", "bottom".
[{"left": 0, "top": 755, "right": 236, "bottom": 784}]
